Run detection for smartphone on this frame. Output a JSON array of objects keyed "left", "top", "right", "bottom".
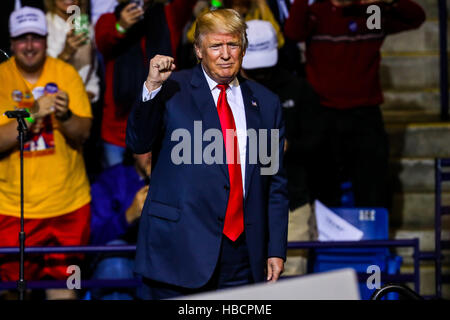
[
  {"left": 74, "top": 13, "right": 90, "bottom": 44},
  {"left": 129, "top": 0, "right": 144, "bottom": 20},
  {"left": 129, "top": 0, "right": 144, "bottom": 10}
]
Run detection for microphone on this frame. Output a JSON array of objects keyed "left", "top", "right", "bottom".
[
  {"left": 4, "top": 110, "right": 30, "bottom": 119},
  {"left": 4, "top": 110, "right": 30, "bottom": 131}
]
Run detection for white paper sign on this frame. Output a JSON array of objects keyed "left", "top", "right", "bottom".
[{"left": 315, "top": 200, "right": 364, "bottom": 241}]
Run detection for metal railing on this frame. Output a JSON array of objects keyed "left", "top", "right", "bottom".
[
  {"left": 287, "top": 239, "right": 421, "bottom": 293},
  {"left": 0, "top": 245, "right": 139, "bottom": 291},
  {"left": 426, "top": 157, "right": 450, "bottom": 299},
  {"left": 0, "top": 239, "right": 420, "bottom": 294}
]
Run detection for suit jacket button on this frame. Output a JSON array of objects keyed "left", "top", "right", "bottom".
[
  {"left": 224, "top": 185, "right": 230, "bottom": 190},
  {"left": 218, "top": 216, "right": 224, "bottom": 221}
]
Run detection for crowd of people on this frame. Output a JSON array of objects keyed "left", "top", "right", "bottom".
[{"left": 0, "top": 0, "right": 425, "bottom": 300}]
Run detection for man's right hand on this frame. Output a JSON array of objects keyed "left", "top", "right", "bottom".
[
  {"left": 59, "top": 29, "right": 89, "bottom": 61},
  {"left": 145, "top": 55, "right": 176, "bottom": 92},
  {"left": 119, "top": 3, "right": 144, "bottom": 30},
  {"left": 32, "top": 95, "right": 57, "bottom": 119}
]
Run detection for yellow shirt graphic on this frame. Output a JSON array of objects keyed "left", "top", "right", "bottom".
[{"left": 0, "top": 56, "right": 92, "bottom": 218}]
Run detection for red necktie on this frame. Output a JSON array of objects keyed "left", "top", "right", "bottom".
[{"left": 216, "top": 84, "right": 244, "bottom": 242}]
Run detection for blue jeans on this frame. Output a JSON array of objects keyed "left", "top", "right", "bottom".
[
  {"left": 102, "top": 142, "right": 125, "bottom": 168},
  {"left": 90, "top": 240, "right": 139, "bottom": 300}
]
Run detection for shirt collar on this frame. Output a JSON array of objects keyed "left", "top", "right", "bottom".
[{"left": 201, "top": 64, "right": 240, "bottom": 92}]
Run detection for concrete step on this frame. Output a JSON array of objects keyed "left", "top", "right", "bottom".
[
  {"left": 386, "top": 122, "right": 450, "bottom": 158},
  {"left": 389, "top": 158, "right": 443, "bottom": 193},
  {"left": 380, "top": 55, "right": 445, "bottom": 90},
  {"left": 381, "top": 90, "right": 444, "bottom": 114},
  {"left": 392, "top": 227, "right": 450, "bottom": 297},
  {"left": 382, "top": 21, "right": 447, "bottom": 53},
  {"left": 392, "top": 228, "right": 450, "bottom": 257},
  {"left": 382, "top": 109, "right": 442, "bottom": 123},
  {"left": 390, "top": 192, "right": 450, "bottom": 228},
  {"left": 401, "top": 264, "right": 450, "bottom": 297},
  {"left": 415, "top": 0, "right": 450, "bottom": 20}
]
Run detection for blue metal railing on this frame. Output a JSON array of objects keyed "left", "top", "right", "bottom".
[
  {"left": 430, "top": 157, "right": 450, "bottom": 299},
  {"left": 0, "top": 239, "right": 420, "bottom": 294},
  {"left": 288, "top": 239, "right": 420, "bottom": 294},
  {"left": 0, "top": 245, "right": 136, "bottom": 255},
  {"left": 0, "top": 245, "right": 139, "bottom": 291},
  {"left": 0, "top": 279, "right": 142, "bottom": 290}
]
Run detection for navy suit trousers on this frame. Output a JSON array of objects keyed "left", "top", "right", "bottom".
[{"left": 139, "top": 233, "right": 254, "bottom": 300}]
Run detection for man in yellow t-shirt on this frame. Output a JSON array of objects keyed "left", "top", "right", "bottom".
[{"left": 0, "top": 7, "right": 92, "bottom": 290}]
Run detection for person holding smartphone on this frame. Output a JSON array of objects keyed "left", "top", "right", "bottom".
[
  {"left": 95, "top": 0, "right": 197, "bottom": 168},
  {"left": 45, "top": 0, "right": 100, "bottom": 103}
]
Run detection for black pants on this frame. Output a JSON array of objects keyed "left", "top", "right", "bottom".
[
  {"left": 299, "top": 105, "right": 390, "bottom": 208},
  {"left": 139, "top": 233, "right": 254, "bottom": 300}
]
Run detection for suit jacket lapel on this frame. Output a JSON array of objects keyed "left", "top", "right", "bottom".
[
  {"left": 239, "top": 77, "right": 261, "bottom": 200},
  {"left": 190, "top": 64, "right": 229, "bottom": 180}
]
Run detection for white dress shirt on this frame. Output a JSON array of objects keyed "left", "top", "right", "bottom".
[{"left": 142, "top": 67, "right": 247, "bottom": 194}]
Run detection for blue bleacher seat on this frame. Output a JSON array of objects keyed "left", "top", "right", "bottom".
[{"left": 311, "top": 207, "right": 402, "bottom": 300}]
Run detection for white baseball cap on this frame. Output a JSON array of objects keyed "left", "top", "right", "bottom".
[
  {"left": 9, "top": 6, "right": 48, "bottom": 38},
  {"left": 242, "top": 20, "right": 278, "bottom": 70}
]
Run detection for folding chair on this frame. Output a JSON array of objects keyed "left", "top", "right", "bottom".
[{"left": 311, "top": 207, "right": 403, "bottom": 300}]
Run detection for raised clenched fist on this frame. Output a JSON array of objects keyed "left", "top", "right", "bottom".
[{"left": 145, "top": 55, "right": 176, "bottom": 92}]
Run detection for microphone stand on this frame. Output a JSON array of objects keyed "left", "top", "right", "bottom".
[{"left": 4, "top": 110, "right": 30, "bottom": 301}]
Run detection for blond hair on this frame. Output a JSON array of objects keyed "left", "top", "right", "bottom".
[
  {"left": 194, "top": 8, "right": 248, "bottom": 50},
  {"left": 44, "top": 0, "right": 88, "bottom": 15}
]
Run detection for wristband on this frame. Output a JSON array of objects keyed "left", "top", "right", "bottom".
[
  {"left": 115, "top": 22, "right": 127, "bottom": 34},
  {"left": 56, "top": 109, "right": 73, "bottom": 122},
  {"left": 24, "top": 108, "right": 35, "bottom": 124}
]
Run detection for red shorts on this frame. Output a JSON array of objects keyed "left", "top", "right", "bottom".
[{"left": 0, "top": 203, "right": 90, "bottom": 281}]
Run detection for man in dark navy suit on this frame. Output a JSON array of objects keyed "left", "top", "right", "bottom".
[{"left": 126, "top": 8, "right": 289, "bottom": 299}]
